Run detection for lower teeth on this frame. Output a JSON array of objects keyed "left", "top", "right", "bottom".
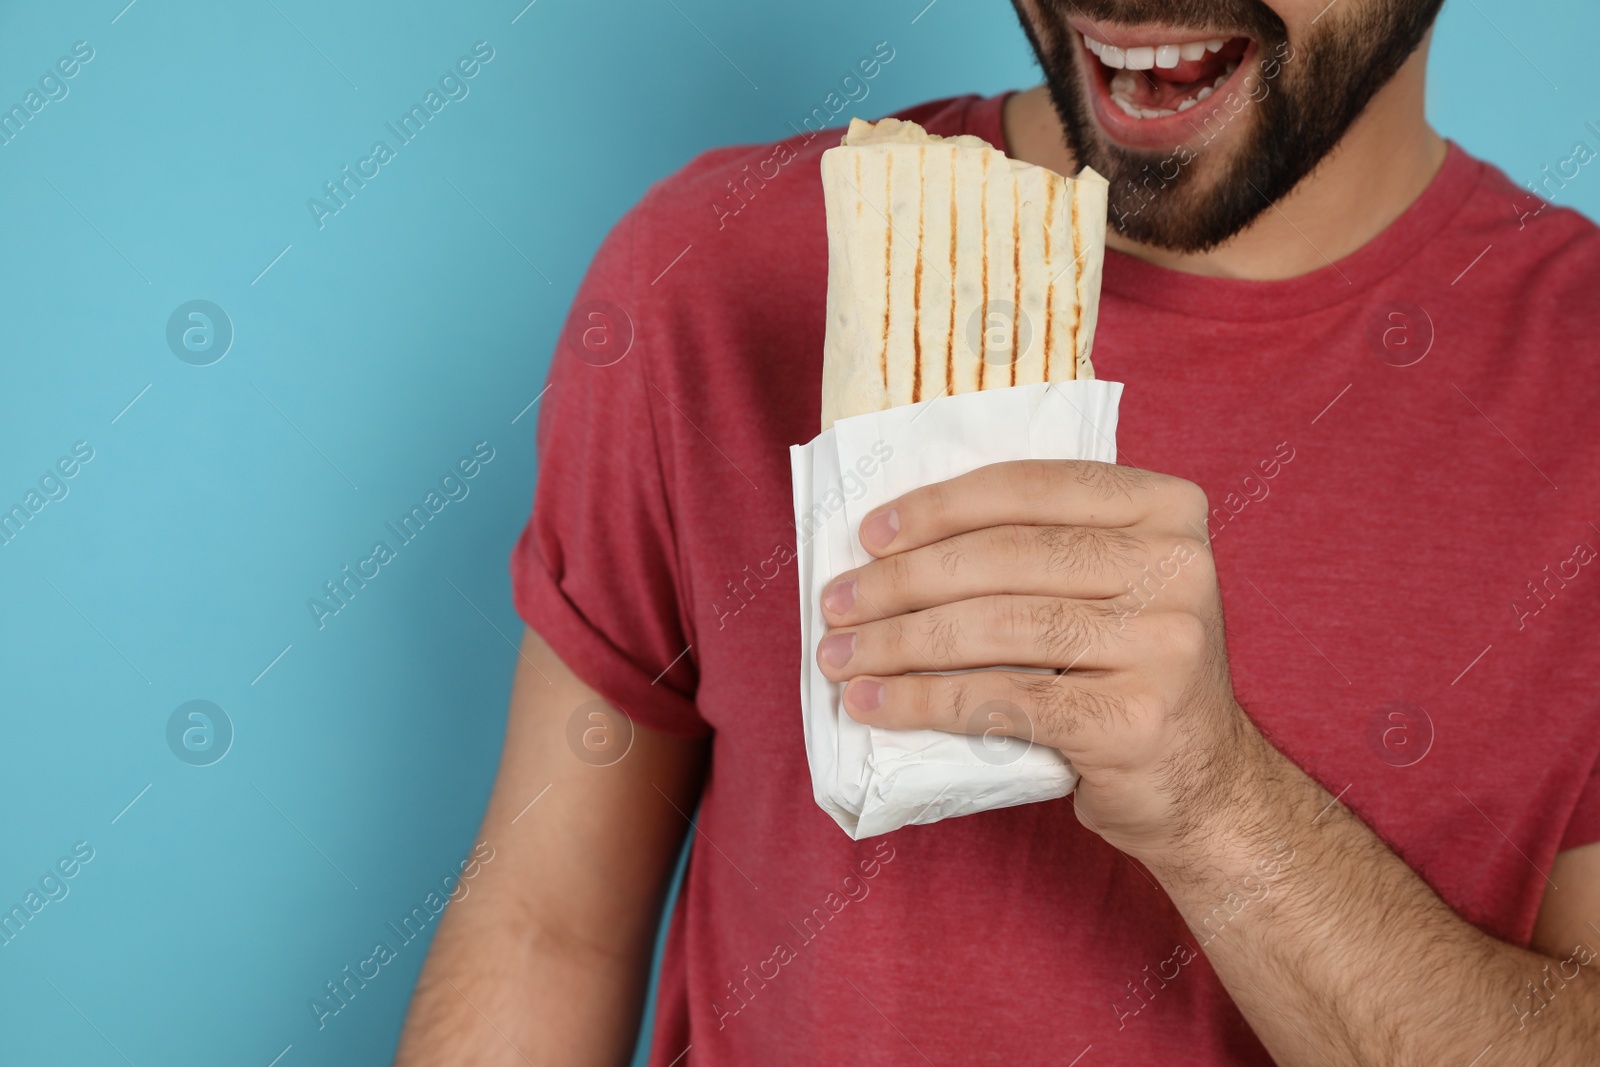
[{"left": 1108, "top": 59, "right": 1239, "bottom": 120}]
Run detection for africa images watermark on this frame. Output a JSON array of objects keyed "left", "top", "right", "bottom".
[
  {"left": 1112, "top": 538, "right": 1202, "bottom": 631},
  {"left": 1203, "top": 440, "right": 1296, "bottom": 541},
  {"left": 1, "top": 841, "right": 96, "bottom": 949},
  {"left": 1510, "top": 940, "right": 1597, "bottom": 1032},
  {"left": 1115, "top": 441, "right": 1296, "bottom": 628},
  {"left": 1510, "top": 530, "right": 1595, "bottom": 631},
  {"left": 1112, "top": 839, "right": 1296, "bottom": 1030},
  {"left": 308, "top": 839, "right": 495, "bottom": 1030},
  {"left": 307, "top": 41, "right": 496, "bottom": 230},
  {"left": 1, "top": 440, "right": 95, "bottom": 549},
  {"left": 712, "top": 438, "right": 895, "bottom": 630},
  {"left": 1511, "top": 118, "right": 1600, "bottom": 230},
  {"left": 1114, "top": 40, "right": 1296, "bottom": 229},
  {"left": 0, "top": 40, "right": 95, "bottom": 149},
  {"left": 710, "top": 40, "right": 896, "bottom": 230},
  {"left": 711, "top": 840, "right": 897, "bottom": 1029},
  {"left": 307, "top": 441, "right": 496, "bottom": 630}
]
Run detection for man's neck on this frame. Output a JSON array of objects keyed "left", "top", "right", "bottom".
[{"left": 1001, "top": 46, "right": 1449, "bottom": 282}]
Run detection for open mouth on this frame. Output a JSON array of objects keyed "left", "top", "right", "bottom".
[{"left": 1069, "top": 19, "right": 1257, "bottom": 146}]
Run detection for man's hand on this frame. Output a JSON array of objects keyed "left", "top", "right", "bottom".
[
  {"left": 816, "top": 458, "right": 1261, "bottom": 859},
  {"left": 819, "top": 458, "right": 1600, "bottom": 1066}
]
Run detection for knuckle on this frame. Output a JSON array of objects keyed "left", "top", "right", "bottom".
[
  {"left": 923, "top": 479, "right": 956, "bottom": 528},
  {"left": 864, "top": 619, "right": 896, "bottom": 668},
  {"left": 1174, "top": 478, "right": 1210, "bottom": 523},
  {"left": 991, "top": 523, "right": 1035, "bottom": 563},
  {"left": 943, "top": 678, "right": 972, "bottom": 733},
  {"left": 917, "top": 606, "right": 962, "bottom": 662},
  {"left": 1011, "top": 674, "right": 1127, "bottom": 739},
  {"left": 933, "top": 535, "right": 967, "bottom": 578},
  {"left": 1026, "top": 598, "right": 1079, "bottom": 662},
  {"left": 894, "top": 675, "right": 929, "bottom": 725},
  {"left": 1073, "top": 461, "right": 1151, "bottom": 501},
  {"left": 1008, "top": 675, "right": 1068, "bottom": 736},
  {"left": 1004, "top": 459, "right": 1057, "bottom": 502},
  {"left": 1116, "top": 686, "right": 1165, "bottom": 746},
  {"left": 848, "top": 620, "right": 881, "bottom": 667},
  {"left": 1170, "top": 533, "right": 1208, "bottom": 564},
  {"left": 993, "top": 596, "right": 1105, "bottom": 666},
  {"left": 882, "top": 551, "right": 915, "bottom": 597},
  {"left": 1155, "top": 534, "right": 1208, "bottom": 578},
  {"left": 1160, "top": 612, "right": 1209, "bottom": 660},
  {"left": 981, "top": 596, "right": 1022, "bottom": 652}
]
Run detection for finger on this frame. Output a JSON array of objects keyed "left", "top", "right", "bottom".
[
  {"left": 839, "top": 667, "right": 1129, "bottom": 753},
  {"left": 855, "top": 459, "right": 1206, "bottom": 556},
  {"left": 823, "top": 523, "right": 1185, "bottom": 625},
  {"left": 816, "top": 595, "right": 1129, "bottom": 682}
]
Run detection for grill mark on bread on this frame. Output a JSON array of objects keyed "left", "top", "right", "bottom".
[
  {"left": 1043, "top": 181, "right": 1055, "bottom": 380},
  {"left": 881, "top": 153, "right": 893, "bottom": 393},
  {"left": 912, "top": 147, "right": 924, "bottom": 404},
  {"left": 1068, "top": 182, "right": 1081, "bottom": 380},
  {"left": 820, "top": 118, "right": 1103, "bottom": 428},
  {"left": 946, "top": 151, "right": 956, "bottom": 398},
  {"left": 979, "top": 153, "right": 988, "bottom": 391},
  {"left": 1010, "top": 173, "right": 1020, "bottom": 387}
]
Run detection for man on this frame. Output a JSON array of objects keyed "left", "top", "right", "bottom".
[{"left": 397, "top": 0, "right": 1600, "bottom": 1062}]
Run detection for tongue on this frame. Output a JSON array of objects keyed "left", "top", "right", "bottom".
[{"left": 1115, "top": 47, "right": 1236, "bottom": 111}]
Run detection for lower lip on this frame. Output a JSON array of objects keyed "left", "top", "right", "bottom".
[{"left": 1079, "top": 35, "right": 1258, "bottom": 150}]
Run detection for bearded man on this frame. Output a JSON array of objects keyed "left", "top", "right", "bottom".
[{"left": 396, "top": 1, "right": 1600, "bottom": 1063}]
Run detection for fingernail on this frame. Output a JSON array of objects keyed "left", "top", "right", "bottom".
[
  {"left": 819, "top": 632, "right": 855, "bottom": 669},
  {"left": 822, "top": 579, "right": 856, "bottom": 614},
  {"left": 860, "top": 509, "right": 899, "bottom": 551},
  {"left": 846, "top": 679, "right": 884, "bottom": 712}
]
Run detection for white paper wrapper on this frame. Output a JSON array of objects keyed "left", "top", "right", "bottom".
[{"left": 790, "top": 379, "right": 1124, "bottom": 839}]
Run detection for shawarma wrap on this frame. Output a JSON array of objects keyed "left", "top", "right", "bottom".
[{"left": 818, "top": 117, "right": 1108, "bottom": 431}]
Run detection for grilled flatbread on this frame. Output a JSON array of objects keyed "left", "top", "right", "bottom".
[{"left": 819, "top": 116, "right": 1108, "bottom": 431}]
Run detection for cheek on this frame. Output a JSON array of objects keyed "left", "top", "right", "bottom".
[{"left": 1265, "top": 0, "right": 1326, "bottom": 29}]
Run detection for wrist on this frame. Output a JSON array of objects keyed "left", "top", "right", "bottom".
[{"left": 1123, "top": 709, "right": 1310, "bottom": 887}]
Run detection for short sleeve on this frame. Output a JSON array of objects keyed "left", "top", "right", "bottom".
[
  {"left": 1559, "top": 753, "right": 1600, "bottom": 852},
  {"left": 509, "top": 202, "right": 708, "bottom": 738}
]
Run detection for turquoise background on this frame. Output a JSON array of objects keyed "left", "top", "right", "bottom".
[{"left": 0, "top": 1, "right": 1594, "bottom": 1064}]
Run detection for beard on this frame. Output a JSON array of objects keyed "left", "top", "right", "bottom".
[{"left": 1011, "top": 0, "right": 1445, "bottom": 252}]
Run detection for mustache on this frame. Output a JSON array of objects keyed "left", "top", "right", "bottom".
[{"left": 1035, "top": 0, "right": 1286, "bottom": 43}]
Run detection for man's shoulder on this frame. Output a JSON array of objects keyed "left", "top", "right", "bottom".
[
  {"left": 1454, "top": 144, "right": 1600, "bottom": 297},
  {"left": 1443, "top": 147, "right": 1600, "bottom": 459}
]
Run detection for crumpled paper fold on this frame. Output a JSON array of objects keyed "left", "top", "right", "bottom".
[{"left": 789, "top": 379, "right": 1124, "bottom": 839}]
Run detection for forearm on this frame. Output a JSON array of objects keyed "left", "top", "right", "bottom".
[
  {"left": 396, "top": 885, "right": 655, "bottom": 1066},
  {"left": 1134, "top": 732, "right": 1600, "bottom": 1066},
  {"left": 395, "top": 629, "right": 707, "bottom": 1065}
]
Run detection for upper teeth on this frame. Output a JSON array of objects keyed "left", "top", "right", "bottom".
[{"left": 1083, "top": 32, "right": 1228, "bottom": 69}]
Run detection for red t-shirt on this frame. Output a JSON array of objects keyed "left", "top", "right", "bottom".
[{"left": 512, "top": 93, "right": 1600, "bottom": 1064}]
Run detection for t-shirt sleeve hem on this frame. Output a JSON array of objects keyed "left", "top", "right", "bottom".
[
  {"left": 1558, "top": 772, "right": 1600, "bottom": 853},
  {"left": 511, "top": 540, "right": 711, "bottom": 741},
  {"left": 1557, "top": 828, "right": 1600, "bottom": 853}
]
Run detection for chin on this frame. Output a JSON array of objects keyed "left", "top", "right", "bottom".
[
  {"left": 1036, "top": 12, "right": 1297, "bottom": 252},
  {"left": 1017, "top": 0, "right": 1446, "bottom": 252}
]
